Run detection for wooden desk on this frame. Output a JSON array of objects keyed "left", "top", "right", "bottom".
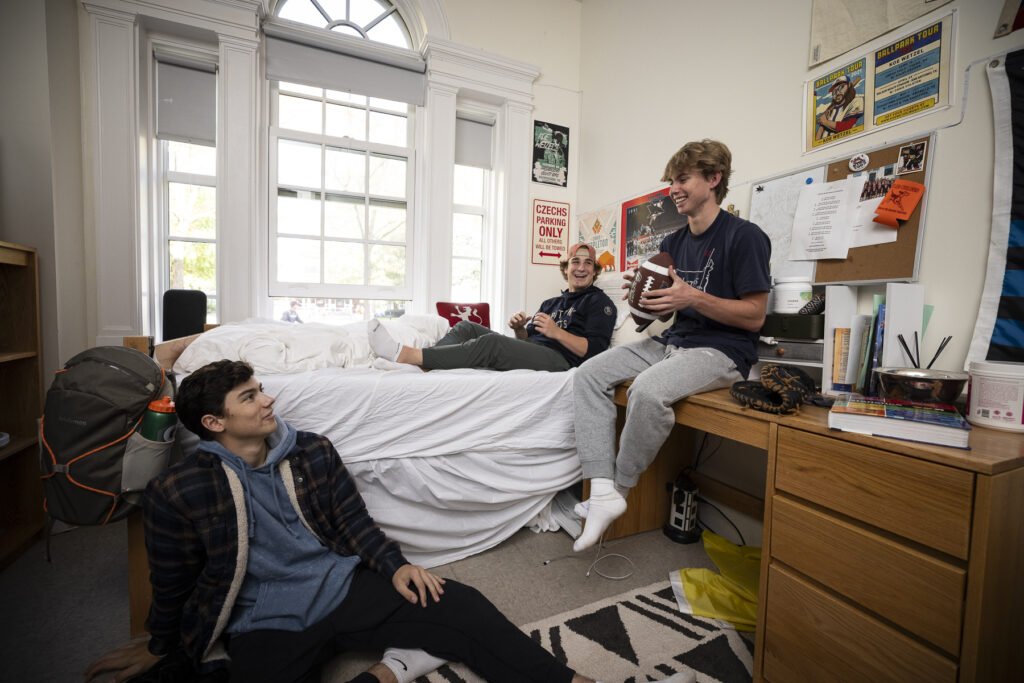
[{"left": 607, "top": 387, "right": 1024, "bottom": 683}]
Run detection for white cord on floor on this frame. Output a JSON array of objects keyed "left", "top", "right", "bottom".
[
  {"left": 585, "top": 533, "right": 634, "bottom": 580},
  {"left": 541, "top": 534, "right": 634, "bottom": 580}
]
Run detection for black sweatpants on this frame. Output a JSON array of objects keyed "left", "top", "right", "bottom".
[
  {"left": 226, "top": 566, "right": 575, "bottom": 683},
  {"left": 421, "top": 321, "right": 570, "bottom": 371}
]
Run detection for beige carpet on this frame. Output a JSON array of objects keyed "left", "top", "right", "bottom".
[{"left": 324, "top": 580, "right": 753, "bottom": 683}]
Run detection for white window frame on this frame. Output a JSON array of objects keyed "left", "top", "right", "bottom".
[
  {"left": 159, "top": 140, "right": 219, "bottom": 322},
  {"left": 143, "top": 33, "right": 221, "bottom": 339},
  {"left": 451, "top": 163, "right": 491, "bottom": 301},
  {"left": 267, "top": 82, "right": 416, "bottom": 301}
]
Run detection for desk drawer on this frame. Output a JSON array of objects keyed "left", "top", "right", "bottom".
[
  {"left": 771, "top": 495, "right": 965, "bottom": 654},
  {"left": 763, "top": 565, "right": 958, "bottom": 683},
  {"left": 775, "top": 428, "right": 973, "bottom": 559},
  {"left": 757, "top": 339, "right": 823, "bottom": 362}
]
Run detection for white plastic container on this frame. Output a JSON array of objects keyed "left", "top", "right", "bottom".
[
  {"left": 772, "top": 277, "right": 813, "bottom": 314},
  {"left": 966, "top": 360, "right": 1024, "bottom": 432}
]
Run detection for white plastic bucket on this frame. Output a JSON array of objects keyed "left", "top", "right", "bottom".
[
  {"left": 967, "top": 360, "right": 1024, "bottom": 432},
  {"left": 772, "top": 277, "right": 813, "bottom": 314}
]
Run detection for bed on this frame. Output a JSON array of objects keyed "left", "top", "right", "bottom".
[
  {"left": 124, "top": 280, "right": 670, "bottom": 635},
  {"left": 163, "top": 315, "right": 584, "bottom": 567}
]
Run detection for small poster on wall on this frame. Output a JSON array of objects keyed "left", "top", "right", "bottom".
[
  {"left": 575, "top": 205, "right": 620, "bottom": 272},
  {"left": 807, "top": 57, "right": 867, "bottom": 150},
  {"left": 531, "top": 199, "right": 571, "bottom": 266},
  {"left": 532, "top": 120, "right": 569, "bottom": 187},
  {"left": 872, "top": 19, "right": 948, "bottom": 128},
  {"left": 620, "top": 188, "right": 687, "bottom": 272}
]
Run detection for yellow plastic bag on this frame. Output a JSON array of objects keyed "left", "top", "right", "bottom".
[{"left": 669, "top": 530, "right": 761, "bottom": 631}]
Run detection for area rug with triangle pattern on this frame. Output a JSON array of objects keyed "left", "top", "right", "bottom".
[{"left": 415, "top": 580, "right": 753, "bottom": 683}]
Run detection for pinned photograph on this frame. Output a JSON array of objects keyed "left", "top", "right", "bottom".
[{"left": 896, "top": 141, "right": 927, "bottom": 175}]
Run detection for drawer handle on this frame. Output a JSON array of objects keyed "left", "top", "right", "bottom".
[{"left": 776, "top": 347, "right": 785, "bottom": 356}]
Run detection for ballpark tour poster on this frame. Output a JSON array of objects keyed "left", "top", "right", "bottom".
[
  {"left": 532, "top": 120, "right": 569, "bottom": 187},
  {"left": 873, "top": 18, "right": 951, "bottom": 127},
  {"left": 808, "top": 57, "right": 867, "bottom": 150},
  {"left": 804, "top": 13, "right": 952, "bottom": 152}
]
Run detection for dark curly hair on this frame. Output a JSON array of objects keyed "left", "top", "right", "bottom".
[{"left": 176, "top": 359, "right": 255, "bottom": 440}]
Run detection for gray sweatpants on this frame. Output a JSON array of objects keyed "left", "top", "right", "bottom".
[
  {"left": 421, "top": 321, "right": 570, "bottom": 371},
  {"left": 573, "top": 337, "right": 742, "bottom": 488}
]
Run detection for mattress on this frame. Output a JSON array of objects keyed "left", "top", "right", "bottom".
[
  {"left": 261, "top": 367, "right": 583, "bottom": 567},
  {"left": 173, "top": 317, "right": 585, "bottom": 568}
]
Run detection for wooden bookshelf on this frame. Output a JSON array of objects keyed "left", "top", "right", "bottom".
[{"left": 0, "top": 241, "right": 45, "bottom": 569}]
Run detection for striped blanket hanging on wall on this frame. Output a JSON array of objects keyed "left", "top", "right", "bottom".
[{"left": 968, "top": 49, "right": 1024, "bottom": 365}]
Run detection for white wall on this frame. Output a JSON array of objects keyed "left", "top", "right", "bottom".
[
  {"left": 443, "top": 0, "right": 583, "bottom": 316},
  {"left": 579, "top": 0, "right": 1024, "bottom": 372},
  {"left": 577, "top": 0, "right": 1024, "bottom": 545},
  {"left": 0, "top": 0, "right": 86, "bottom": 379}
]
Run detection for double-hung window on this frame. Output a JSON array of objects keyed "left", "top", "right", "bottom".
[
  {"left": 266, "top": 0, "right": 421, "bottom": 322},
  {"left": 270, "top": 83, "right": 413, "bottom": 315},
  {"left": 451, "top": 113, "right": 494, "bottom": 301},
  {"left": 163, "top": 141, "right": 217, "bottom": 322},
  {"left": 154, "top": 54, "right": 218, "bottom": 325}
]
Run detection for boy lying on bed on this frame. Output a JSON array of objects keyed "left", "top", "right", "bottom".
[
  {"left": 368, "top": 243, "right": 616, "bottom": 372},
  {"left": 85, "top": 359, "right": 696, "bottom": 683}
]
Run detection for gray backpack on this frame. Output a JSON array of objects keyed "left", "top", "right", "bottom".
[{"left": 39, "top": 346, "right": 174, "bottom": 525}]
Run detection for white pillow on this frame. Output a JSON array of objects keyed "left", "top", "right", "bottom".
[
  {"left": 594, "top": 273, "right": 630, "bottom": 330},
  {"left": 611, "top": 316, "right": 671, "bottom": 347}
]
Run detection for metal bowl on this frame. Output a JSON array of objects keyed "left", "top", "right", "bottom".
[{"left": 873, "top": 367, "right": 968, "bottom": 403}]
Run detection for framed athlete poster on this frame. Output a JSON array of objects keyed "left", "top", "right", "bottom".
[{"left": 619, "top": 188, "right": 686, "bottom": 272}]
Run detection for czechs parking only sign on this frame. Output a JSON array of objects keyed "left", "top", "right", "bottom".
[{"left": 531, "top": 199, "right": 570, "bottom": 265}]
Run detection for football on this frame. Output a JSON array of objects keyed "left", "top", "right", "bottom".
[{"left": 627, "top": 252, "right": 676, "bottom": 331}]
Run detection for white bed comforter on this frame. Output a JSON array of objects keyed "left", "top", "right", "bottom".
[
  {"left": 173, "top": 316, "right": 450, "bottom": 375},
  {"left": 172, "top": 319, "right": 584, "bottom": 567}
]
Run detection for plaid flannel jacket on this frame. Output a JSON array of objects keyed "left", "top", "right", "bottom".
[{"left": 142, "top": 430, "right": 408, "bottom": 667}]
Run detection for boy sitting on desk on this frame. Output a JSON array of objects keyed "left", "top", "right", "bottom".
[{"left": 571, "top": 139, "right": 772, "bottom": 552}]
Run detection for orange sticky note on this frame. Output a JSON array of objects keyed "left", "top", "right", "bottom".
[{"left": 874, "top": 180, "right": 925, "bottom": 228}]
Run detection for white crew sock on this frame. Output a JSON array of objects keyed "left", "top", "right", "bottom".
[
  {"left": 380, "top": 648, "right": 447, "bottom": 683},
  {"left": 655, "top": 670, "right": 697, "bottom": 683},
  {"left": 573, "top": 483, "right": 628, "bottom": 519},
  {"left": 572, "top": 478, "right": 627, "bottom": 552},
  {"left": 573, "top": 483, "right": 626, "bottom": 520},
  {"left": 367, "top": 320, "right": 402, "bottom": 362}
]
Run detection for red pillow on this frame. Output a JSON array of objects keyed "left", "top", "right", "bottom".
[{"left": 436, "top": 302, "right": 490, "bottom": 328}]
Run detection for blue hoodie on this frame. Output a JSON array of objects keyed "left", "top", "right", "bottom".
[{"left": 204, "top": 418, "right": 361, "bottom": 634}]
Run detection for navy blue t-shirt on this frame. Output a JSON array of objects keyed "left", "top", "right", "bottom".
[
  {"left": 654, "top": 210, "right": 771, "bottom": 378},
  {"left": 526, "top": 284, "right": 616, "bottom": 367}
]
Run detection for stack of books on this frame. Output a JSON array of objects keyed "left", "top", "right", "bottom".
[{"left": 828, "top": 394, "right": 971, "bottom": 449}]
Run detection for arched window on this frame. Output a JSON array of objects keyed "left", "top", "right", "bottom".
[{"left": 275, "top": 0, "right": 412, "bottom": 49}]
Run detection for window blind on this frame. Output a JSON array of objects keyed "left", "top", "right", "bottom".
[
  {"left": 455, "top": 114, "right": 494, "bottom": 169},
  {"left": 264, "top": 23, "right": 426, "bottom": 106},
  {"left": 155, "top": 59, "right": 216, "bottom": 146}
]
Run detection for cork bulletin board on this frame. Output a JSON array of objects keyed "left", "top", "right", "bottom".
[{"left": 814, "top": 132, "right": 934, "bottom": 284}]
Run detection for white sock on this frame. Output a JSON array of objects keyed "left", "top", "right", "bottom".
[
  {"left": 574, "top": 484, "right": 628, "bottom": 519},
  {"left": 371, "top": 357, "right": 422, "bottom": 373},
  {"left": 655, "top": 670, "right": 696, "bottom": 683},
  {"left": 572, "top": 478, "right": 627, "bottom": 552},
  {"left": 380, "top": 647, "right": 447, "bottom": 683},
  {"left": 367, "top": 320, "right": 402, "bottom": 362}
]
